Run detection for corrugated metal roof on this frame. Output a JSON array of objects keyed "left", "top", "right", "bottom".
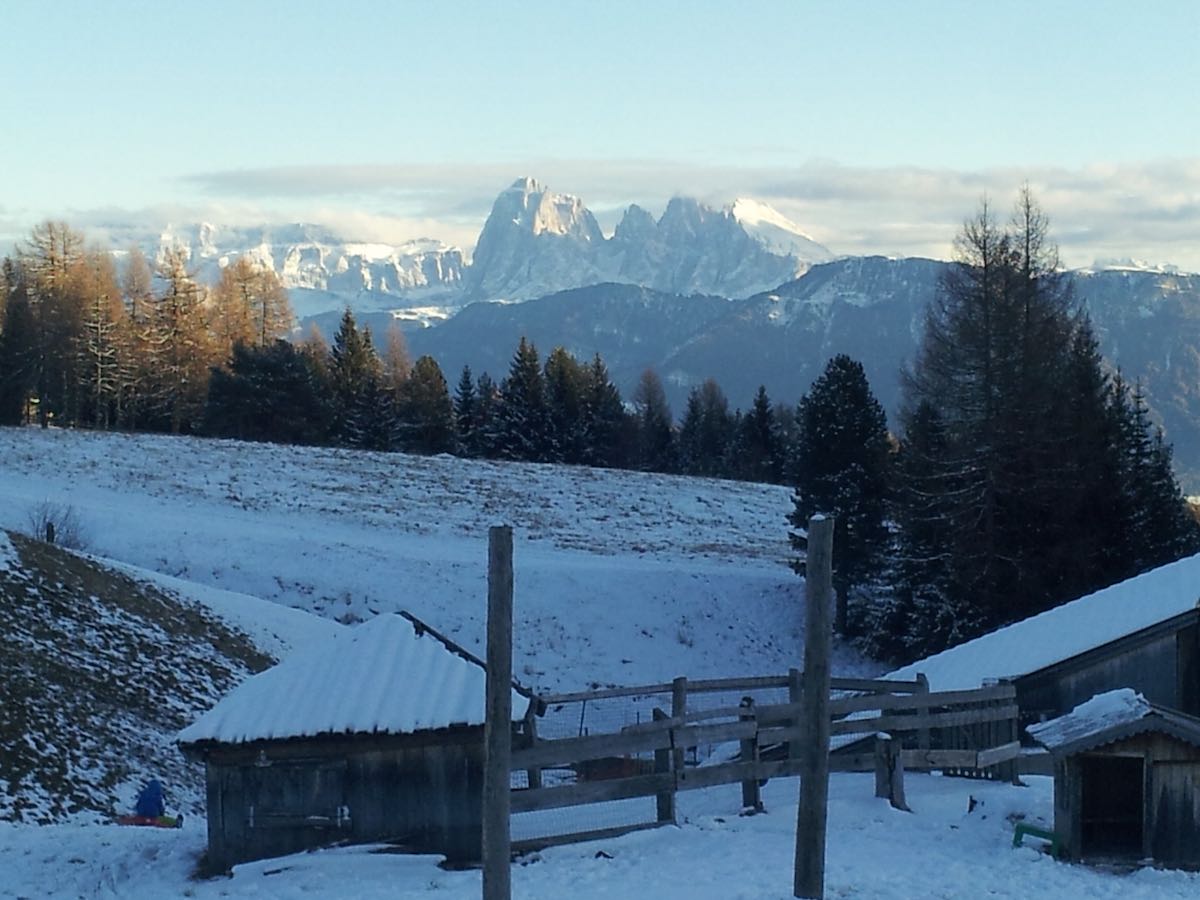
[
  {"left": 178, "top": 613, "right": 531, "bottom": 746},
  {"left": 1028, "top": 689, "right": 1200, "bottom": 756},
  {"left": 886, "top": 552, "right": 1200, "bottom": 692}
]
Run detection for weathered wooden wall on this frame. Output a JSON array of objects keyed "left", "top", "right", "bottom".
[
  {"left": 1019, "top": 623, "right": 1198, "bottom": 722},
  {"left": 203, "top": 728, "right": 499, "bottom": 871}
]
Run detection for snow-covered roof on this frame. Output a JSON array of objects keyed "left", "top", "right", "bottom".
[
  {"left": 178, "top": 613, "right": 532, "bottom": 746},
  {"left": 886, "top": 553, "right": 1200, "bottom": 692},
  {"left": 1027, "top": 689, "right": 1200, "bottom": 756}
]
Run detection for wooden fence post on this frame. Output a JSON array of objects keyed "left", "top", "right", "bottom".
[
  {"left": 671, "top": 677, "right": 687, "bottom": 773},
  {"left": 524, "top": 709, "right": 542, "bottom": 790},
  {"left": 914, "top": 672, "right": 931, "bottom": 771},
  {"left": 1001, "top": 680, "right": 1020, "bottom": 785},
  {"left": 794, "top": 515, "right": 834, "bottom": 900},
  {"left": 739, "top": 697, "right": 762, "bottom": 813},
  {"left": 653, "top": 708, "right": 675, "bottom": 823},
  {"left": 874, "top": 734, "right": 909, "bottom": 811},
  {"left": 788, "top": 667, "right": 803, "bottom": 763},
  {"left": 483, "top": 526, "right": 513, "bottom": 900}
]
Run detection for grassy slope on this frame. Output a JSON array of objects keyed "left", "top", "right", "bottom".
[{"left": 0, "top": 531, "right": 273, "bottom": 823}]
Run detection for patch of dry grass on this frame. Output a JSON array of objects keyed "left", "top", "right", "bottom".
[{"left": 0, "top": 531, "right": 274, "bottom": 823}]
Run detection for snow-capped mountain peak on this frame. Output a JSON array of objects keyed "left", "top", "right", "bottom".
[{"left": 729, "top": 198, "right": 834, "bottom": 263}]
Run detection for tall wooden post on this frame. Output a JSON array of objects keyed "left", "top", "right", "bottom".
[
  {"left": 794, "top": 515, "right": 834, "bottom": 900},
  {"left": 482, "top": 526, "right": 513, "bottom": 900}
]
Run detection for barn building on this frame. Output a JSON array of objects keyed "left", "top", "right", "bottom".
[
  {"left": 886, "top": 553, "right": 1200, "bottom": 725},
  {"left": 1028, "top": 689, "right": 1200, "bottom": 867},
  {"left": 178, "top": 612, "right": 537, "bottom": 872}
]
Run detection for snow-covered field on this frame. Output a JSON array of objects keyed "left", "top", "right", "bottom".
[
  {"left": 3, "top": 425, "right": 1195, "bottom": 897},
  {"left": 0, "top": 426, "right": 872, "bottom": 693},
  {"left": 3, "top": 774, "right": 1197, "bottom": 899}
]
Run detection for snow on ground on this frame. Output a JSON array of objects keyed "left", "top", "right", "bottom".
[
  {"left": 3, "top": 426, "right": 1198, "bottom": 896},
  {"left": 2, "top": 774, "right": 1197, "bottom": 899},
  {"left": 0, "top": 426, "right": 875, "bottom": 693},
  {"left": 105, "top": 561, "right": 341, "bottom": 661}
]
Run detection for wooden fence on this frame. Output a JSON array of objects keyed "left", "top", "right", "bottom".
[{"left": 509, "top": 674, "right": 1020, "bottom": 850}]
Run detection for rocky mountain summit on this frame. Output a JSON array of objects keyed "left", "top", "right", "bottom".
[{"left": 146, "top": 178, "right": 832, "bottom": 314}]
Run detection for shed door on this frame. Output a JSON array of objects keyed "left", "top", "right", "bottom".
[
  {"left": 1080, "top": 755, "right": 1144, "bottom": 858},
  {"left": 1151, "top": 762, "right": 1200, "bottom": 868},
  {"left": 241, "top": 760, "right": 350, "bottom": 860}
]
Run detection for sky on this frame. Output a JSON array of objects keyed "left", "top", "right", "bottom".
[{"left": 2, "top": 0, "right": 1198, "bottom": 269}]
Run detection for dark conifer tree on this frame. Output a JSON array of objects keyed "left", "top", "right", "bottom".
[
  {"left": 789, "top": 354, "right": 892, "bottom": 636},
  {"left": 885, "top": 189, "right": 1198, "bottom": 662},
  {"left": 543, "top": 346, "right": 586, "bottom": 463},
  {"left": 475, "top": 372, "right": 501, "bottom": 458},
  {"left": 735, "top": 385, "right": 780, "bottom": 483},
  {"left": 328, "top": 309, "right": 386, "bottom": 449},
  {"left": 453, "top": 364, "right": 478, "bottom": 456},
  {"left": 395, "top": 355, "right": 454, "bottom": 455},
  {"left": 581, "top": 353, "right": 629, "bottom": 468},
  {"left": 203, "top": 340, "right": 331, "bottom": 444},
  {"left": 632, "top": 368, "right": 675, "bottom": 472},
  {"left": 677, "top": 379, "right": 733, "bottom": 477},
  {"left": 0, "top": 259, "right": 35, "bottom": 425},
  {"left": 495, "top": 337, "right": 549, "bottom": 461}
]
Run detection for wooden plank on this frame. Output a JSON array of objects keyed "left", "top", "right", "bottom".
[
  {"left": 795, "top": 515, "right": 834, "bottom": 900},
  {"left": 685, "top": 675, "right": 790, "bottom": 693},
  {"left": 788, "top": 668, "right": 803, "bottom": 762},
  {"left": 483, "top": 525, "right": 513, "bottom": 900},
  {"left": 671, "top": 678, "right": 687, "bottom": 778},
  {"left": 976, "top": 741, "right": 1022, "bottom": 769},
  {"left": 674, "top": 720, "right": 757, "bottom": 748},
  {"left": 675, "top": 760, "right": 762, "bottom": 792},
  {"left": 549, "top": 669, "right": 867, "bottom": 708},
  {"left": 510, "top": 772, "right": 674, "bottom": 814},
  {"left": 510, "top": 729, "right": 672, "bottom": 770},
  {"left": 541, "top": 675, "right": 927, "bottom": 706},
  {"left": 754, "top": 683, "right": 1016, "bottom": 730},
  {"left": 653, "top": 708, "right": 674, "bottom": 824},
  {"left": 828, "top": 754, "right": 877, "bottom": 773},
  {"left": 512, "top": 820, "right": 665, "bottom": 854},
  {"left": 829, "top": 704, "right": 1020, "bottom": 737},
  {"left": 827, "top": 684, "right": 1016, "bottom": 716},
  {"left": 830, "top": 677, "right": 924, "bottom": 694},
  {"left": 541, "top": 683, "right": 675, "bottom": 705},
  {"left": 681, "top": 704, "right": 752, "bottom": 723},
  {"left": 901, "top": 749, "right": 980, "bottom": 769}
]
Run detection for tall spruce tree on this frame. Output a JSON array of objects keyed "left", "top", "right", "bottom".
[
  {"left": 394, "top": 355, "right": 455, "bottom": 455},
  {"left": 735, "top": 385, "right": 781, "bottom": 483},
  {"left": 544, "top": 346, "right": 586, "bottom": 463},
  {"left": 581, "top": 353, "right": 629, "bottom": 468},
  {"left": 0, "top": 259, "right": 35, "bottom": 425},
  {"left": 677, "top": 379, "right": 733, "bottom": 477},
  {"left": 328, "top": 309, "right": 386, "bottom": 449},
  {"left": 495, "top": 337, "right": 549, "bottom": 461},
  {"left": 632, "top": 368, "right": 675, "bottom": 472},
  {"left": 887, "top": 189, "right": 1197, "bottom": 661},
  {"left": 453, "top": 364, "right": 478, "bottom": 456},
  {"left": 789, "top": 355, "right": 891, "bottom": 636}
]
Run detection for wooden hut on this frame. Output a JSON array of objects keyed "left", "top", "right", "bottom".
[
  {"left": 178, "top": 612, "right": 537, "bottom": 871},
  {"left": 1028, "top": 689, "right": 1200, "bottom": 868},
  {"left": 886, "top": 553, "right": 1200, "bottom": 724}
]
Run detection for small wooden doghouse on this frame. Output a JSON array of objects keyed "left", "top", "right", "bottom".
[
  {"left": 178, "top": 612, "right": 537, "bottom": 871},
  {"left": 1028, "top": 689, "right": 1200, "bottom": 868}
]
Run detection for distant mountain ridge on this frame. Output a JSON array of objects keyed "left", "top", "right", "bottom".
[
  {"left": 125, "top": 180, "right": 1200, "bottom": 487},
  {"left": 141, "top": 177, "right": 833, "bottom": 317},
  {"left": 404, "top": 259, "right": 1200, "bottom": 491}
]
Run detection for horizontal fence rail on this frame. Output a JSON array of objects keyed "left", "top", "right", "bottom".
[{"left": 512, "top": 674, "right": 1021, "bottom": 846}]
